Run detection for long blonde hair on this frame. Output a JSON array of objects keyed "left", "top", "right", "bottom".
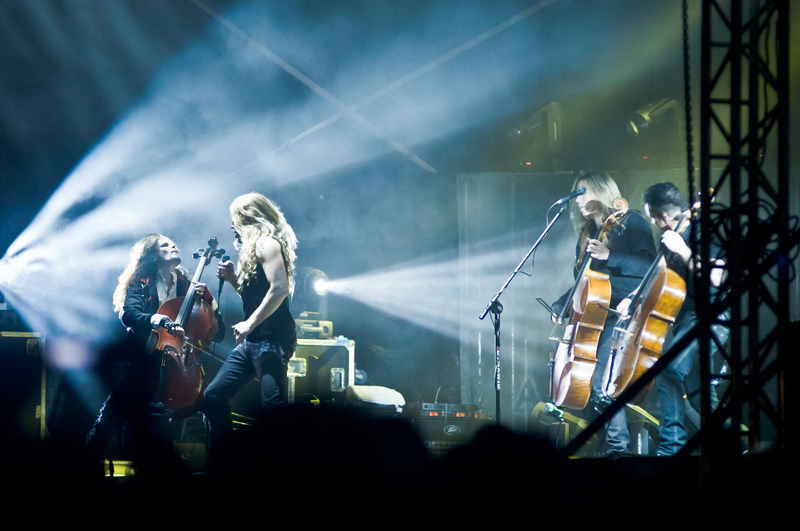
[
  {"left": 112, "top": 233, "right": 164, "bottom": 313},
  {"left": 570, "top": 171, "right": 622, "bottom": 264},
  {"left": 230, "top": 193, "right": 297, "bottom": 293}
]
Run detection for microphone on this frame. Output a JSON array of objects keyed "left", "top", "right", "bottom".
[
  {"left": 553, "top": 186, "right": 586, "bottom": 205},
  {"left": 217, "top": 255, "right": 230, "bottom": 298}
]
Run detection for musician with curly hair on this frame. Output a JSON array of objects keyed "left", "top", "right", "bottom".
[
  {"left": 203, "top": 192, "right": 298, "bottom": 449},
  {"left": 86, "top": 234, "right": 216, "bottom": 464}
]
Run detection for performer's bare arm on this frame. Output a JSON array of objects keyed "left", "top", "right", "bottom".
[{"left": 231, "top": 236, "right": 290, "bottom": 344}]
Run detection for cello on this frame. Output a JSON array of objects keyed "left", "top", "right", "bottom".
[
  {"left": 550, "top": 197, "right": 629, "bottom": 410},
  {"left": 602, "top": 214, "right": 691, "bottom": 400},
  {"left": 151, "top": 237, "right": 224, "bottom": 418}
]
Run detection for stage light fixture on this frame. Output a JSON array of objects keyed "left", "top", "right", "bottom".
[
  {"left": 293, "top": 267, "right": 330, "bottom": 321},
  {"left": 296, "top": 268, "right": 329, "bottom": 299},
  {"left": 626, "top": 98, "right": 679, "bottom": 137},
  {"left": 505, "top": 101, "right": 565, "bottom": 171},
  {"left": 312, "top": 276, "right": 329, "bottom": 296}
]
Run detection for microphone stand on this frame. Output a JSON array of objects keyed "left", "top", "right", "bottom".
[{"left": 479, "top": 202, "right": 570, "bottom": 424}]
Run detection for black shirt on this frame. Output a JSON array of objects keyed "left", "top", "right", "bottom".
[
  {"left": 553, "top": 210, "right": 657, "bottom": 314},
  {"left": 241, "top": 262, "right": 297, "bottom": 352}
]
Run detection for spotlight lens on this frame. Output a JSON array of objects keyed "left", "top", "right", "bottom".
[{"left": 313, "top": 277, "right": 328, "bottom": 296}]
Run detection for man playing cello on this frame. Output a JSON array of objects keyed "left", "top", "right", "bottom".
[
  {"left": 86, "top": 234, "right": 220, "bottom": 468},
  {"left": 639, "top": 182, "right": 728, "bottom": 456}
]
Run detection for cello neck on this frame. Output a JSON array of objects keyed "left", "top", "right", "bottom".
[{"left": 176, "top": 237, "right": 219, "bottom": 325}]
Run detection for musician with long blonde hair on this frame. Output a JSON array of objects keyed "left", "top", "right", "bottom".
[
  {"left": 203, "top": 192, "right": 298, "bottom": 449},
  {"left": 552, "top": 171, "right": 656, "bottom": 454}
]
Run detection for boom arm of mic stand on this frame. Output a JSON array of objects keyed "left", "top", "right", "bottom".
[{"left": 479, "top": 202, "right": 569, "bottom": 320}]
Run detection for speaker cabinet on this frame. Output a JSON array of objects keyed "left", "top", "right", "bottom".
[
  {"left": 1, "top": 332, "right": 46, "bottom": 441},
  {"left": 289, "top": 337, "right": 355, "bottom": 403}
]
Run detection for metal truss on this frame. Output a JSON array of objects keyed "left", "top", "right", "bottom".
[
  {"left": 560, "top": 1, "right": 793, "bottom": 470},
  {"left": 696, "top": 0, "right": 792, "bottom": 469}
]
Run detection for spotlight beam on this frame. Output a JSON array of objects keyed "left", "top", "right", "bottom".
[
  {"left": 192, "top": 0, "right": 558, "bottom": 176},
  {"left": 2, "top": 0, "right": 579, "bottom": 348},
  {"left": 283, "top": 0, "right": 560, "bottom": 157},
  {"left": 326, "top": 234, "right": 571, "bottom": 341},
  {"left": 190, "top": 0, "right": 437, "bottom": 173}
]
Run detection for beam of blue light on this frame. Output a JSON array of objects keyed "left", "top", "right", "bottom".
[
  {"left": 1, "top": 1, "right": 570, "bottom": 347},
  {"left": 326, "top": 226, "right": 575, "bottom": 342},
  {"left": 0, "top": 0, "right": 689, "bottom": 355}
]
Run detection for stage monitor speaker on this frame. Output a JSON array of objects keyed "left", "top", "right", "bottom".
[{"left": 1, "top": 332, "right": 46, "bottom": 441}]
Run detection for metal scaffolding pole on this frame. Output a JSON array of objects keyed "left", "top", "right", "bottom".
[
  {"left": 697, "top": 0, "right": 791, "bottom": 480},
  {"left": 559, "top": 3, "right": 793, "bottom": 478}
]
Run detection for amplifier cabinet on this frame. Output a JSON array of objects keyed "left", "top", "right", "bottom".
[{"left": 1, "top": 332, "right": 46, "bottom": 440}]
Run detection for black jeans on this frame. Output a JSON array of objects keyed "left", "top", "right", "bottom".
[
  {"left": 85, "top": 349, "right": 175, "bottom": 469},
  {"left": 202, "top": 339, "right": 289, "bottom": 449},
  {"left": 656, "top": 319, "right": 729, "bottom": 455}
]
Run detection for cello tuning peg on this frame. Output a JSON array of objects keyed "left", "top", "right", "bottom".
[
  {"left": 197, "top": 248, "right": 205, "bottom": 253},
  {"left": 216, "top": 248, "right": 226, "bottom": 256},
  {"left": 192, "top": 252, "right": 201, "bottom": 259}
]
